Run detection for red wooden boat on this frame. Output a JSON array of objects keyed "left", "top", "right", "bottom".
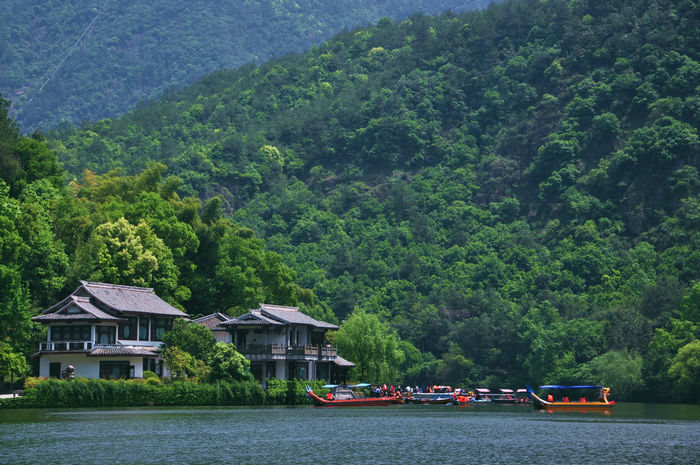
[
  {"left": 306, "top": 385, "right": 403, "bottom": 406},
  {"left": 527, "top": 385, "right": 615, "bottom": 410}
]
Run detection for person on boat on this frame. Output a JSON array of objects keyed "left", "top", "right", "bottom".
[
  {"left": 326, "top": 391, "right": 334, "bottom": 401},
  {"left": 547, "top": 394, "right": 554, "bottom": 402}
]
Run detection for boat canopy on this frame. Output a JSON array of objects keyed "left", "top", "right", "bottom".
[
  {"left": 348, "top": 383, "right": 371, "bottom": 388},
  {"left": 499, "top": 388, "right": 514, "bottom": 393},
  {"left": 475, "top": 388, "right": 491, "bottom": 393},
  {"left": 322, "top": 384, "right": 339, "bottom": 388},
  {"left": 516, "top": 388, "right": 527, "bottom": 393},
  {"left": 539, "top": 385, "right": 602, "bottom": 389}
]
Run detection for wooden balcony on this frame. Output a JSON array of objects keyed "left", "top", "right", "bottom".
[{"left": 241, "top": 344, "right": 337, "bottom": 360}]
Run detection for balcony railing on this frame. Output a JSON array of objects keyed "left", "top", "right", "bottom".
[
  {"left": 39, "top": 341, "right": 93, "bottom": 352},
  {"left": 320, "top": 346, "right": 337, "bottom": 357},
  {"left": 241, "top": 344, "right": 337, "bottom": 360}
]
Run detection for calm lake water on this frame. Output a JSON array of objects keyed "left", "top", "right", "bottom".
[{"left": 1, "top": 403, "right": 699, "bottom": 464}]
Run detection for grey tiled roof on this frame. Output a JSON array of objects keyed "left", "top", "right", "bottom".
[
  {"left": 212, "top": 304, "right": 339, "bottom": 330},
  {"left": 334, "top": 355, "right": 356, "bottom": 367},
  {"left": 258, "top": 303, "right": 339, "bottom": 329},
  {"left": 219, "top": 310, "right": 283, "bottom": 327},
  {"left": 193, "top": 312, "right": 232, "bottom": 330},
  {"left": 88, "top": 346, "right": 160, "bottom": 357},
  {"left": 80, "top": 281, "right": 187, "bottom": 317},
  {"left": 33, "top": 296, "right": 126, "bottom": 322}
]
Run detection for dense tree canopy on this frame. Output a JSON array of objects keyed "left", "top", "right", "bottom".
[
  {"left": 1, "top": 0, "right": 490, "bottom": 131},
  {"left": 1, "top": 0, "right": 699, "bottom": 401}
]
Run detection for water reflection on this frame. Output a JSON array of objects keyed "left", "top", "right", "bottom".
[{"left": 1, "top": 403, "right": 698, "bottom": 464}]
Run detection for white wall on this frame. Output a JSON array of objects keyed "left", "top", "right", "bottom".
[
  {"left": 212, "top": 329, "right": 231, "bottom": 343},
  {"left": 39, "top": 354, "right": 100, "bottom": 379},
  {"left": 39, "top": 354, "right": 151, "bottom": 379}
]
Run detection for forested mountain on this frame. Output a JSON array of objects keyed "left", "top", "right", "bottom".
[
  {"left": 2, "top": 0, "right": 699, "bottom": 402},
  {"left": 1, "top": 0, "right": 491, "bottom": 131}
]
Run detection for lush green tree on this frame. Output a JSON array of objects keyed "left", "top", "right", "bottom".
[
  {"left": 207, "top": 342, "right": 252, "bottom": 382},
  {"left": 668, "top": 340, "right": 700, "bottom": 403},
  {"left": 434, "top": 343, "right": 481, "bottom": 387},
  {"left": 581, "top": 351, "right": 645, "bottom": 401},
  {"left": 160, "top": 319, "right": 217, "bottom": 361},
  {"left": 335, "top": 309, "right": 404, "bottom": 382},
  {"left": 642, "top": 318, "right": 697, "bottom": 400},
  {"left": 72, "top": 217, "right": 181, "bottom": 304},
  {"left": 0, "top": 342, "right": 29, "bottom": 390},
  {"left": 162, "top": 346, "right": 210, "bottom": 381}
]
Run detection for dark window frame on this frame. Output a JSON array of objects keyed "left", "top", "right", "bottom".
[
  {"left": 139, "top": 316, "right": 150, "bottom": 341},
  {"left": 99, "top": 361, "right": 130, "bottom": 379},
  {"left": 49, "top": 362, "right": 61, "bottom": 378},
  {"left": 151, "top": 318, "right": 172, "bottom": 342},
  {"left": 96, "top": 325, "right": 116, "bottom": 345},
  {"left": 50, "top": 325, "right": 91, "bottom": 341},
  {"left": 119, "top": 316, "right": 138, "bottom": 341}
]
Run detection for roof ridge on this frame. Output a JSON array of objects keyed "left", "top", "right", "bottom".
[
  {"left": 81, "top": 280, "right": 154, "bottom": 292},
  {"left": 259, "top": 303, "right": 299, "bottom": 312}
]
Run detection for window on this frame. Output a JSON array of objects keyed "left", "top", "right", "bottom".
[
  {"left": 142, "top": 358, "right": 156, "bottom": 374},
  {"left": 50, "top": 325, "right": 91, "bottom": 341},
  {"left": 294, "top": 363, "right": 307, "bottom": 380},
  {"left": 119, "top": 317, "right": 137, "bottom": 340},
  {"left": 49, "top": 362, "right": 61, "bottom": 378},
  {"left": 99, "top": 361, "right": 130, "bottom": 379},
  {"left": 139, "top": 317, "right": 149, "bottom": 341},
  {"left": 151, "top": 318, "right": 172, "bottom": 341},
  {"left": 96, "top": 326, "right": 116, "bottom": 345}
]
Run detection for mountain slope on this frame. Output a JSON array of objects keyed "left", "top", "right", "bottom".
[
  {"left": 1, "top": 0, "right": 491, "bottom": 131},
  {"left": 47, "top": 0, "right": 700, "bottom": 398}
]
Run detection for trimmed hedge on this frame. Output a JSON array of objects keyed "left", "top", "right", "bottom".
[
  {"left": 0, "top": 377, "right": 329, "bottom": 408},
  {"left": 264, "top": 378, "right": 329, "bottom": 405}
]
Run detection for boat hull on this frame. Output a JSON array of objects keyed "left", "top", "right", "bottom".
[
  {"left": 533, "top": 399, "right": 615, "bottom": 410},
  {"left": 405, "top": 397, "right": 452, "bottom": 405},
  {"left": 305, "top": 387, "right": 402, "bottom": 407},
  {"left": 528, "top": 386, "right": 615, "bottom": 410}
]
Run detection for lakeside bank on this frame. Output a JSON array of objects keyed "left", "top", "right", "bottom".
[{"left": 0, "top": 377, "right": 328, "bottom": 409}]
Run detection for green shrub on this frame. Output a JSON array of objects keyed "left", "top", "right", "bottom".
[
  {"left": 263, "top": 378, "right": 329, "bottom": 405},
  {"left": 16, "top": 377, "right": 266, "bottom": 408}
]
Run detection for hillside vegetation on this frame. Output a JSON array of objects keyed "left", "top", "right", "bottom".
[
  {"left": 2, "top": 0, "right": 699, "bottom": 401},
  {"left": 1, "top": 0, "right": 490, "bottom": 131}
]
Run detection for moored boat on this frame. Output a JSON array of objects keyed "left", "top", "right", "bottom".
[
  {"left": 515, "top": 388, "right": 531, "bottom": 403},
  {"left": 469, "top": 388, "right": 492, "bottom": 403},
  {"left": 305, "top": 384, "right": 403, "bottom": 406},
  {"left": 490, "top": 388, "right": 518, "bottom": 404},
  {"left": 404, "top": 392, "right": 454, "bottom": 405},
  {"left": 526, "top": 385, "right": 615, "bottom": 410}
]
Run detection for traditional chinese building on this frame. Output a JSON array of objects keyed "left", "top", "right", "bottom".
[
  {"left": 212, "top": 303, "right": 354, "bottom": 385},
  {"left": 32, "top": 281, "right": 188, "bottom": 379}
]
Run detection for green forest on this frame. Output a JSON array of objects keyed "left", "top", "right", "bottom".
[
  {"left": 1, "top": 0, "right": 699, "bottom": 403},
  {"left": 1, "top": 0, "right": 490, "bottom": 131}
]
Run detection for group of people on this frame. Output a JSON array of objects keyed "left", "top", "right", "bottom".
[
  {"left": 366, "top": 384, "right": 456, "bottom": 397},
  {"left": 368, "top": 384, "right": 401, "bottom": 397}
]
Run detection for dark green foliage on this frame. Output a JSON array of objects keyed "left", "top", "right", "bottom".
[
  {"left": 161, "top": 319, "right": 217, "bottom": 361},
  {"left": 2, "top": 0, "right": 490, "bottom": 131},
  {"left": 21, "top": 378, "right": 266, "bottom": 408},
  {"left": 2, "top": 0, "right": 700, "bottom": 401},
  {"left": 6, "top": 378, "right": 321, "bottom": 408},
  {"left": 264, "top": 378, "right": 329, "bottom": 405}
]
